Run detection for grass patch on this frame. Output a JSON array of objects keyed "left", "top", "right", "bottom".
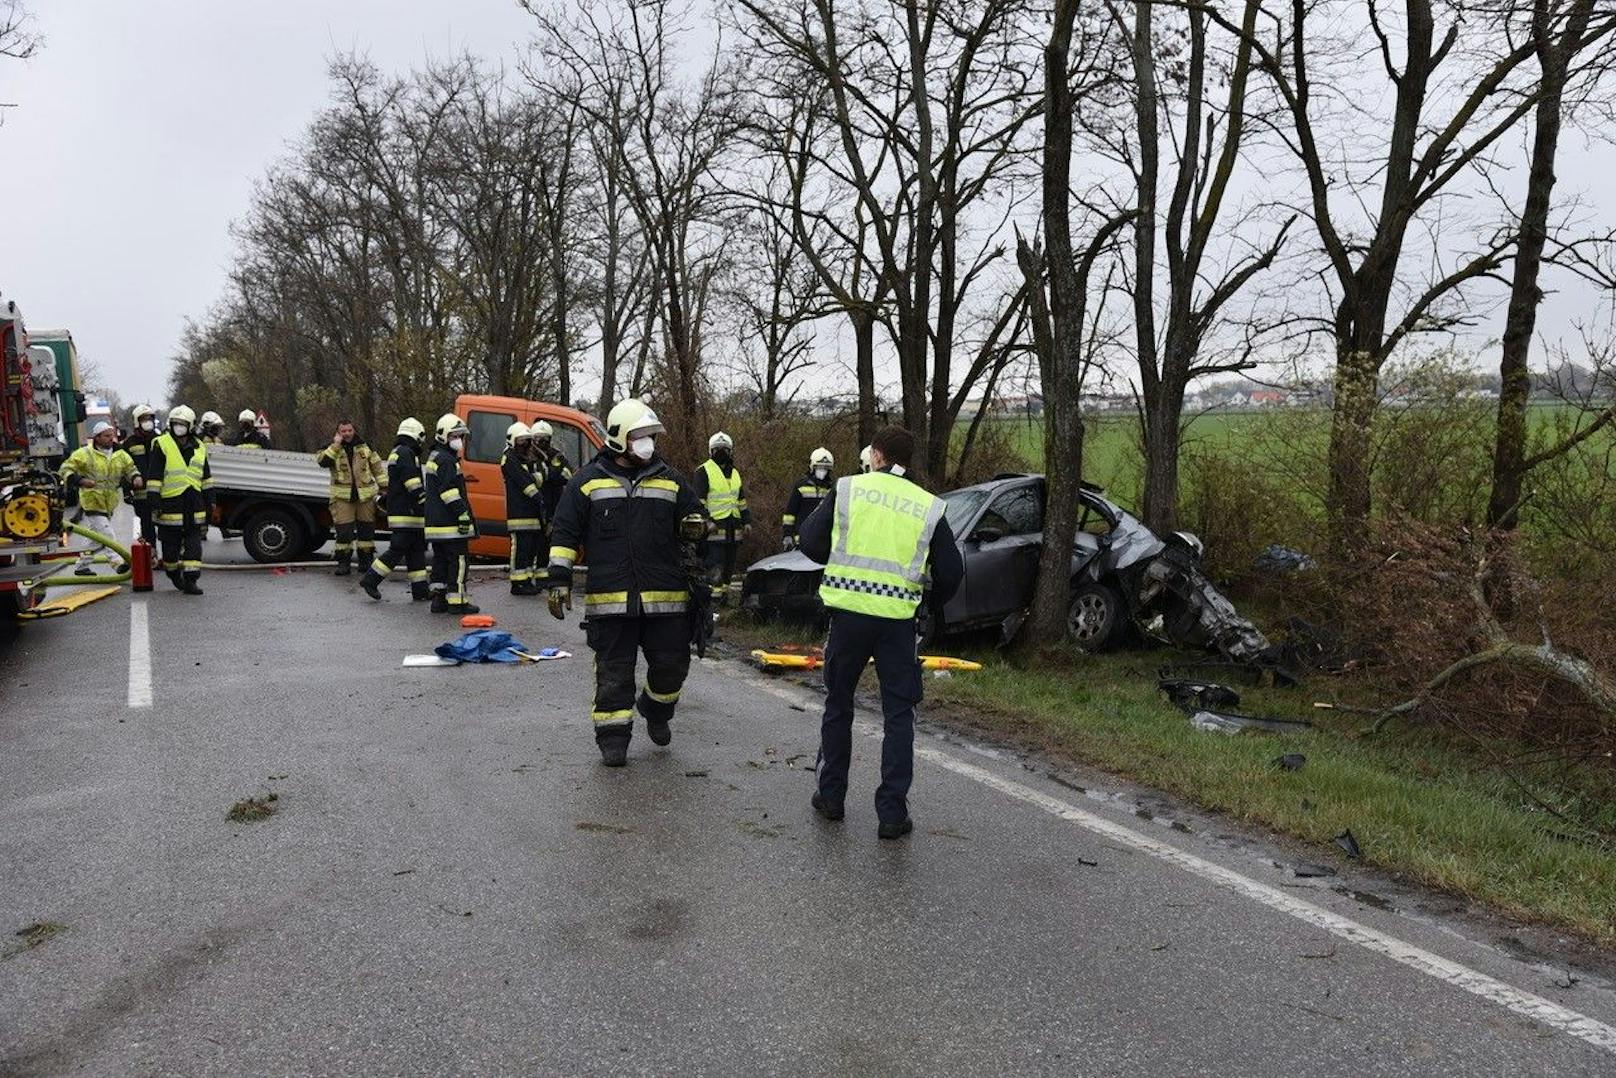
[
  {"left": 924, "top": 646, "right": 1616, "bottom": 945},
  {"left": 3, "top": 921, "right": 66, "bottom": 960},
  {"left": 226, "top": 792, "right": 280, "bottom": 823}
]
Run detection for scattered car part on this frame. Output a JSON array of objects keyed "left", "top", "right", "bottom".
[
  {"left": 1292, "top": 862, "right": 1337, "bottom": 879},
  {"left": 1188, "top": 709, "right": 1313, "bottom": 735},
  {"left": 1334, "top": 830, "right": 1362, "bottom": 859},
  {"left": 1253, "top": 544, "right": 1316, "bottom": 573},
  {"left": 1159, "top": 679, "right": 1242, "bottom": 712},
  {"left": 1272, "top": 753, "right": 1307, "bottom": 771}
]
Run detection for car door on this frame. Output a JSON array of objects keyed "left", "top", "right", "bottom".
[{"left": 949, "top": 482, "right": 1044, "bottom": 626}]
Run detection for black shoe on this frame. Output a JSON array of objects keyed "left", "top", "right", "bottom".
[
  {"left": 599, "top": 741, "right": 629, "bottom": 767},
  {"left": 334, "top": 563, "right": 351, "bottom": 577},
  {"left": 180, "top": 581, "right": 204, "bottom": 596},
  {"left": 450, "top": 602, "right": 480, "bottom": 615},
  {"left": 877, "top": 818, "right": 913, "bottom": 840},
  {"left": 811, "top": 793, "right": 845, "bottom": 821},
  {"left": 412, "top": 590, "right": 432, "bottom": 602},
  {"left": 430, "top": 595, "right": 450, "bottom": 613},
  {"left": 360, "top": 574, "right": 382, "bottom": 601},
  {"left": 166, "top": 570, "right": 183, "bottom": 590},
  {"left": 646, "top": 717, "right": 671, "bottom": 746}
]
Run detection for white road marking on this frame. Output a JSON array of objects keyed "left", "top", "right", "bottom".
[
  {"left": 127, "top": 600, "right": 152, "bottom": 709},
  {"left": 731, "top": 668, "right": 1616, "bottom": 1055}
]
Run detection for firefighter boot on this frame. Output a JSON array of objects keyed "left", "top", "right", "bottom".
[
  {"left": 430, "top": 592, "right": 451, "bottom": 613},
  {"left": 333, "top": 554, "right": 352, "bottom": 577},
  {"left": 359, "top": 570, "right": 383, "bottom": 601}
]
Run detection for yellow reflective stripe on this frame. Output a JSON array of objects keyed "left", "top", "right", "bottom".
[
  {"left": 550, "top": 546, "right": 577, "bottom": 567},
  {"left": 404, "top": 477, "right": 423, "bottom": 490},
  {"left": 388, "top": 516, "right": 425, "bottom": 527},
  {"left": 586, "top": 592, "right": 630, "bottom": 605},
  {"left": 782, "top": 514, "right": 797, "bottom": 525},
  {"left": 580, "top": 478, "right": 620, "bottom": 495},
  {"left": 507, "top": 518, "right": 542, "bottom": 530},
  {"left": 640, "top": 590, "right": 689, "bottom": 603},
  {"left": 591, "top": 709, "right": 633, "bottom": 724},
  {"left": 643, "top": 687, "right": 680, "bottom": 704},
  {"left": 408, "top": 569, "right": 429, "bottom": 581},
  {"left": 523, "top": 484, "right": 541, "bottom": 498},
  {"left": 639, "top": 477, "right": 680, "bottom": 491},
  {"left": 425, "top": 460, "right": 439, "bottom": 474},
  {"left": 632, "top": 486, "right": 676, "bottom": 502}
]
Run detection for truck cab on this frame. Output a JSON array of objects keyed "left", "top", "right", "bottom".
[{"left": 451, "top": 395, "right": 605, "bottom": 560}]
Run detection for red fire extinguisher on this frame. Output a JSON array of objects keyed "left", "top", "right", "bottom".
[{"left": 130, "top": 538, "right": 154, "bottom": 592}]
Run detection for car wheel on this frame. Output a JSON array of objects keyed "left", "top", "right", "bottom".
[
  {"left": 1067, "top": 582, "right": 1123, "bottom": 651},
  {"left": 242, "top": 507, "right": 307, "bottom": 563}
]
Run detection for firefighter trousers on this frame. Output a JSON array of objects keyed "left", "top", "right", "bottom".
[
  {"left": 586, "top": 614, "right": 691, "bottom": 748},
  {"left": 157, "top": 522, "right": 203, "bottom": 585},
  {"left": 508, "top": 528, "right": 543, "bottom": 584},
  {"left": 331, "top": 499, "right": 377, "bottom": 569},
  {"left": 371, "top": 529, "right": 429, "bottom": 599},
  {"left": 430, "top": 539, "right": 471, "bottom": 605}
]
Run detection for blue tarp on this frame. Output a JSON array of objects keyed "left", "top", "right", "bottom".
[{"left": 434, "top": 629, "right": 529, "bottom": 664}]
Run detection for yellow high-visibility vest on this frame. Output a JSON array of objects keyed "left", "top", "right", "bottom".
[
  {"left": 701, "top": 459, "right": 744, "bottom": 522},
  {"left": 819, "top": 471, "right": 945, "bottom": 620}
]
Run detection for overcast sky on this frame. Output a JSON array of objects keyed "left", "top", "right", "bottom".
[
  {"left": 0, "top": 0, "right": 533, "bottom": 408},
  {"left": 2, "top": 2, "right": 1611, "bottom": 414}
]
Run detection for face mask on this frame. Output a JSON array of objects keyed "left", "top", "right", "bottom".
[
  {"left": 813, "top": 466, "right": 830, "bottom": 480},
  {"left": 172, "top": 423, "right": 190, "bottom": 437},
  {"left": 448, "top": 437, "right": 464, "bottom": 453},
  {"left": 139, "top": 419, "right": 154, "bottom": 432},
  {"left": 629, "top": 435, "right": 655, "bottom": 462}
]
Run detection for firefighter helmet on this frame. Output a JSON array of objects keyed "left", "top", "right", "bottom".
[
  {"left": 168, "top": 405, "right": 197, "bottom": 428},
  {"left": 200, "top": 410, "right": 223, "bottom": 428},
  {"left": 435, "top": 413, "right": 468, "bottom": 444},
  {"left": 531, "top": 419, "right": 554, "bottom": 439},
  {"left": 132, "top": 404, "right": 156, "bottom": 422},
  {"left": 859, "top": 445, "right": 874, "bottom": 473},
  {"left": 237, "top": 409, "right": 257, "bottom": 423},
  {"left": 708, "top": 431, "right": 734, "bottom": 453},
  {"left": 397, "top": 417, "right": 426, "bottom": 442},
  {"left": 506, "top": 421, "right": 532, "bottom": 448},
  {"left": 810, "top": 447, "right": 834, "bottom": 469},
  {"left": 603, "top": 398, "right": 664, "bottom": 454}
]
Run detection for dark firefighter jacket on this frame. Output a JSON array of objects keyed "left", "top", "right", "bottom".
[
  {"left": 424, "top": 443, "right": 474, "bottom": 541},
  {"left": 548, "top": 449, "right": 703, "bottom": 618},
  {"left": 384, "top": 436, "right": 427, "bottom": 529}
]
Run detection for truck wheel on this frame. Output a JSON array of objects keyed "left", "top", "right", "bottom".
[
  {"left": 1067, "top": 582, "right": 1123, "bottom": 651},
  {"left": 242, "top": 507, "right": 307, "bottom": 563}
]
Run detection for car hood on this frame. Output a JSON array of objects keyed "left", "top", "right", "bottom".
[{"left": 744, "top": 549, "right": 825, "bottom": 574}]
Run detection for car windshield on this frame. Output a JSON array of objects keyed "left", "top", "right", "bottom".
[{"left": 942, "top": 487, "right": 990, "bottom": 535}]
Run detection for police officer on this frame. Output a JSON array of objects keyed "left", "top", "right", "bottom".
[
  {"left": 316, "top": 420, "right": 388, "bottom": 576},
  {"left": 502, "top": 421, "right": 547, "bottom": 596},
  {"left": 150, "top": 405, "right": 214, "bottom": 595},
  {"left": 233, "top": 409, "right": 271, "bottom": 448},
  {"left": 694, "top": 431, "right": 748, "bottom": 598},
  {"left": 424, "top": 413, "right": 479, "bottom": 615},
  {"left": 121, "top": 404, "right": 160, "bottom": 545},
  {"left": 781, "top": 447, "right": 835, "bottom": 550},
  {"left": 361, "top": 418, "right": 431, "bottom": 602},
  {"left": 798, "top": 426, "right": 964, "bottom": 839},
  {"left": 544, "top": 398, "right": 704, "bottom": 767},
  {"left": 531, "top": 419, "right": 571, "bottom": 565}
]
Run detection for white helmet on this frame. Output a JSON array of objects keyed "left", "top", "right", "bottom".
[
  {"left": 859, "top": 445, "right": 874, "bottom": 473},
  {"left": 396, "top": 417, "right": 426, "bottom": 442},
  {"left": 168, "top": 405, "right": 197, "bottom": 428},
  {"left": 810, "top": 447, "right": 834, "bottom": 469},
  {"left": 505, "top": 421, "right": 531, "bottom": 448},
  {"left": 238, "top": 409, "right": 257, "bottom": 423},
  {"left": 531, "top": 419, "right": 554, "bottom": 439},
  {"left": 90, "top": 420, "right": 115, "bottom": 437},
  {"left": 604, "top": 398, "right": 664, "bottom": 453},
  {"left": 708, "top": 431, "right": 734, "bottom": 453},
  {"left": 132, "top": 404, "right": 156, "bottom": 422},
  {"left": 200, "top": 410, "right": 224, "bottom": 428},
  {"left": 435, "top": 412, "right": 468, "bottom": 444}
]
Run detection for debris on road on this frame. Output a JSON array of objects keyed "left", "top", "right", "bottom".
[
  {"left": 460, "top": 613, "right": 496, "bottom": 629},
  {"left": 3, "top": 921, "right": 66, "bottom": 960},
  {"left": 433, "top": 629, "right": 532, "bottom": 664},
  {"left": 1159, "top": 677, "right": 1242, "bottom": 712},
  {"left": 403, "top": 654, "right": 460, "bottom": 667},
  {"left": 1292, "top": 862, "right": 1337, "bottom": 879},
  {"left": 1334, "top": 830, "right": 1363, "bottom": 859},
  {"left": 1189, "top": 709, "right": 1312, "bottom": 736},
  {"left": 226, "top": 792, "right": 279, "bottom": 823}
]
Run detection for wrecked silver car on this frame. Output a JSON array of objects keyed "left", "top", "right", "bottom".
[{"left": 740, "top": 473, "right": 1269, "bottom": 663}]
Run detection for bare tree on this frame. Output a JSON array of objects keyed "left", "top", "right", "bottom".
[
  {"left": 0, "top": 1, "right": 41, "bottom": 60},
  {"left": 725, "top": 193, "right": 824, "bottom": 418},
  {"left": 1487, "top": 0, "right": 1616, "bottom": 529}
]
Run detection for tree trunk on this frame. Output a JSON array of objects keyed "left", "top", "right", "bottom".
[
  {"left": 1489, "top": 0, "right": 1589, "bottom": 530},
  {"left": 853, "top": 308, "right": 877, "bottom": 447},
  {"left": 1327, "top": 348, "right": 1379, "bottom": 554},
  {"left": 1142, "top": 380, "right": 1183, "bottom": 532}
]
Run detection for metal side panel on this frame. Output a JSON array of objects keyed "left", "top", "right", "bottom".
[{"left": 207, "top": 445, "right": 331, "bottom": 501}]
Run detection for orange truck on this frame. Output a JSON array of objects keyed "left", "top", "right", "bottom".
[{"left": 207, "top": 394, "right": 604, "bottom": 562}]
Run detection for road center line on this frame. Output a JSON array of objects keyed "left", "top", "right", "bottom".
[
  {"left": 731, "top": 668, "right": 1616, "bottom": 1055},
  {"left": 127, "top": 600, "right": 152, "bottom": 709}
]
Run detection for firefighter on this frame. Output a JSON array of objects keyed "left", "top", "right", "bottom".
[
  {"left": 502, "top": 422, "right": 547, "bottom": 596},
  {"left": 798, "top": 426, "right": 965, "bottom": 839},
  {"left": 781, "top": 447, "right": 835, "bottom": 551},
  {"left": 233, "top": 409, "right": 271, "bottom": 448},
  {"left": 361, "top": 418, "right": 431, "bottom": 602},
  {"left": 151, "top": 405, "right": 213, "bottom": 595},
  {"left": 59, "top": 421, "right": 143, "bottom": 575},
  {"left": 544, "top": 398, "right": 704, "bottom": 767},
  {"left": 693, "top": 431, "right": 748, "bottom": 600},
  {"left": 198, "top": 411, "right": 226, "bottom": 444},
  {"left": 121, "top": 404, "right": 160, "bottom": 545},
  {"left": 316, "top": 420, "right": 387, "bottom": 576},
  {"left": 425, "top": 413, "right": 478, "bottom": 614},
  {"left": 531, "top": 419, "right": 571, "bottom": 564}
]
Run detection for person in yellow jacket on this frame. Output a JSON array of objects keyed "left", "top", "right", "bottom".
[
  {"left": 693, "top": 430, "right": 749, "bottom": 600},
  {"left": 58, "top": 421, "right": 143, "bottom": 575},
  {"left": 151, "top": 405, "right": 213, "bottom": 594},
  {"left": 315, "top": 420, "right": 388, "bottom": 576}
]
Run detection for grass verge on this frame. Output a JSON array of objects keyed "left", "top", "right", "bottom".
[{"left": 722, "top": 614, "right": 1616, "bottom": 945}]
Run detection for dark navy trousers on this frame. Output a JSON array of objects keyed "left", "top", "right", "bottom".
[{"left": 818, "top": 608, "right": 923, "bottom": 824}]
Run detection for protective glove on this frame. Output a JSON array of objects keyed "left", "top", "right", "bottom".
[
  {"left": 545, "top": 565, "right": 573, "bottom": 620},
  {"left": 456, "top": 513, "right": 472, "bottom": 536}
]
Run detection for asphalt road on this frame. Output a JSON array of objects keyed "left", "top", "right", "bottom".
[{"left": 3, "top": 524, "right": 1615, "bottom": 1075}]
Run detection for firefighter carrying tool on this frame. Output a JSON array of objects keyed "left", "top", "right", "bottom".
[
  {"left": 544, "top": 398, "right": 705, "bottom": 767},
  {"left": 425, "top": 413, "right": 478, "bottom": 615}
]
